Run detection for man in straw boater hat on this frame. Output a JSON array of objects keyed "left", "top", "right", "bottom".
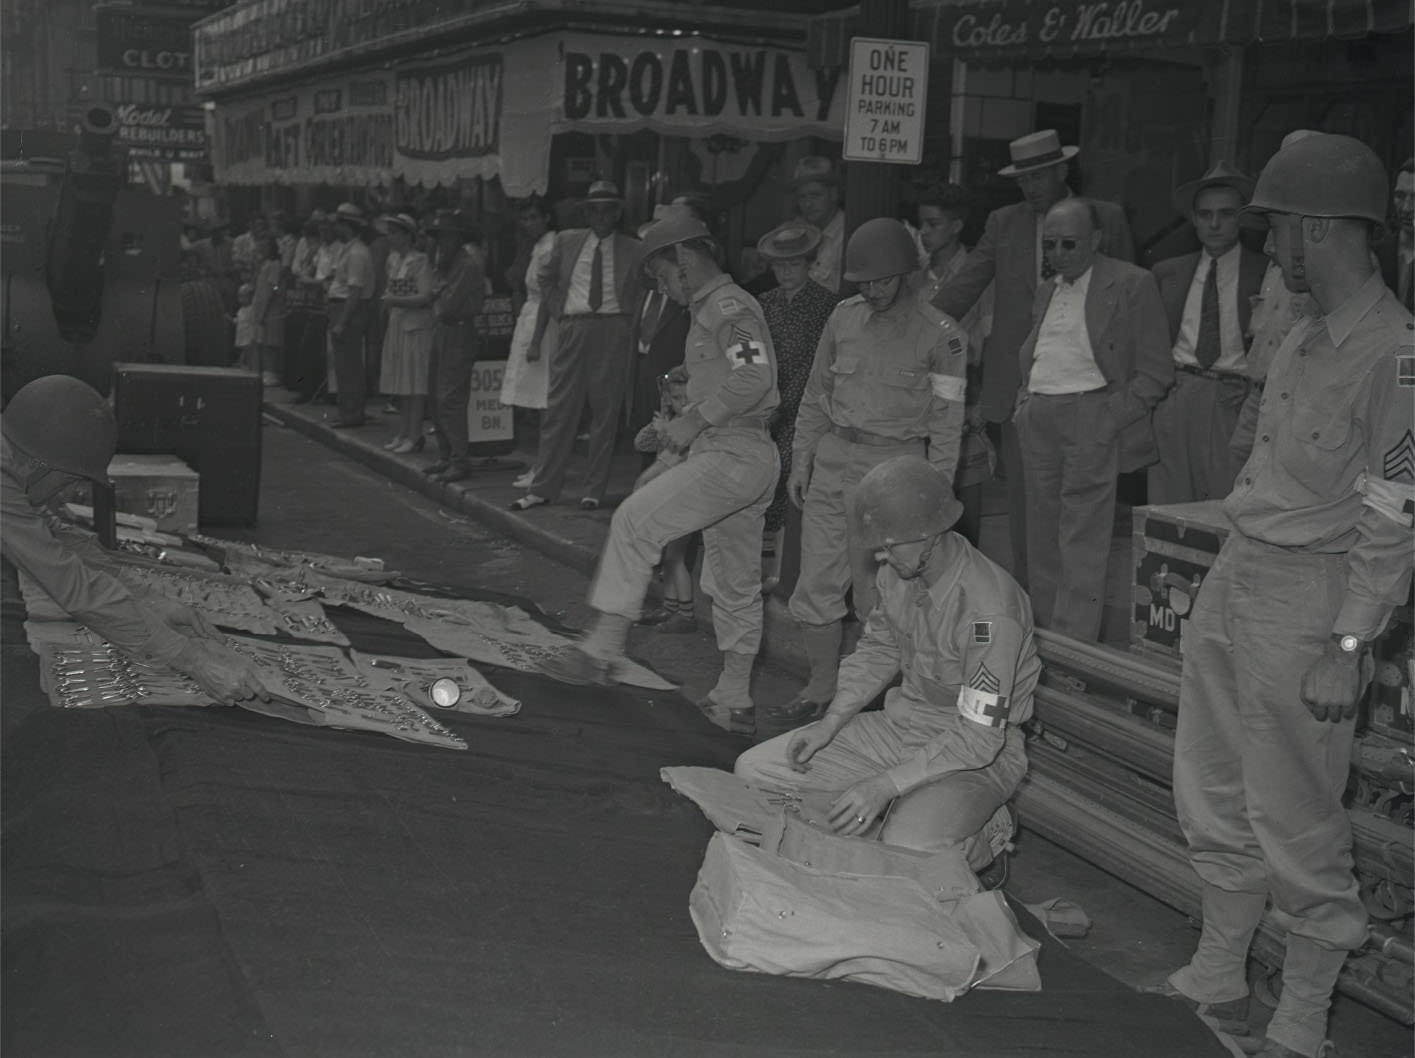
[
  {"left": 1148, "top": 161, "right": 1268, "bottom": 504},
  {"left": 1148, "top": 133, "right": 1414, "bottom": 1058},
  {"left": 325, "top": 201, "right": 377, "bottom": 428},
  {"left": 930, "top": 129, "right": 1133, "bottom": 589},
  {"left": 511, "top": 179, "right": 641, "bottom": 512},
  {"left": 536, "top": 208, "right": 780, "bottom": 735},
  {"left": 788, "top": 155, "right": 846, "bottom": 295}
]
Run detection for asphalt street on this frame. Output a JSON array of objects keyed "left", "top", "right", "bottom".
[{"left": 215, "top": 420, "right": 1406, "bottom": 1057}]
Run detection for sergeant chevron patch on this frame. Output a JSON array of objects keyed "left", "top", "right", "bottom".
[
  {"left": 1384, "top": 429, "right": 1415, "bottom": 484},
  {"left": 969, "top": 662, "right": 1000, "bottom": 695}
]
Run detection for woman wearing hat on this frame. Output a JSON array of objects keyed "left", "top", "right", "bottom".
[
  {"left": 375, "top": 213, "right": 435, "bottom": 454},
  {"left": 755, "top": 221, "right": 837, "bottom": 591}
]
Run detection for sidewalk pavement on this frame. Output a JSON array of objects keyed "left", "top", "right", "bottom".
[{"left": 264, "top": 389, "right": 1133, "bottom": 682}]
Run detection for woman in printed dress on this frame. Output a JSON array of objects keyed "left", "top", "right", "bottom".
[
  {"left": 755, "top": 221, "right": 837, "bottom": 591},
  {"left": 376, "top": 213, "right": 436, "bottom": 454}
]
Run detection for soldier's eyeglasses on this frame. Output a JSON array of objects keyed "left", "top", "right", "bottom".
[{"left": 1041, "top": 238, "right": 1080, "bottom": 251}]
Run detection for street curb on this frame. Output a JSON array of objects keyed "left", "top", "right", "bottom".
[
  {"left": 263, "top": 401, "right": 810, "bottom": 677},
  {"left": 263, "top": 403, "right": 600, "bottom": 579}
]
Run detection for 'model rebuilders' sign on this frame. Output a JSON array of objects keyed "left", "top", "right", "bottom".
[{"left": 841, "top": 37, "right": 928, "bottom": 166}]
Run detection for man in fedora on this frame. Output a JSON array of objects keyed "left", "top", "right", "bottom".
[
  {"left": 512, "top": 180, "right": 640, "bottom": 511},
  {"left": 1148, "top": 162, "right": 1268, "bottom": 504},
  {"left": 790, "top": 156, "right": 845, "bottom": 295},
  {"left": 931, "top": 130, "right": 1133, "bottom": 588},
  {"left": 326, "top": 202, "right": 376, "bottom": 428}
]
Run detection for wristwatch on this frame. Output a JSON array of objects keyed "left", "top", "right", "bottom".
[{"left": 1334, "top": 634, "right": 1366, "bottom": 655}]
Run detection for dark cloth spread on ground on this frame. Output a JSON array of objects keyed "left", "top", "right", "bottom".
[{"left": 2, "top": 572, "right": 1230, "bottom": 1058}]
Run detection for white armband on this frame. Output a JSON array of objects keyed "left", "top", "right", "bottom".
[{"left": 930, "top": 372, "right": 966, "bottom": 402}]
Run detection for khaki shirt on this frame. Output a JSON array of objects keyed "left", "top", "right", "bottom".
[
  {"left": 683, "top": 274, "right": 779, "bottom": 428},
  {"left": 793, "top": 293, "right": 968, "bottom": 479},
  {"left": 0, "top": 438, "right": 187, "bottom": 664},
  {"left": 1225, "top": 273, "right": 1415, "bottom": 640},
  {"left": 837, "top": 541, "right": 1039, "bottom": 796}
]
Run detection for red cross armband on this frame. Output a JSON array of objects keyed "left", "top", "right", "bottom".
[
  {"left": 956, "top": 617, "right": 1020, "bottom": 728},
  {"left": 724, "top": 322, "right": 768, "bottom": 370}
]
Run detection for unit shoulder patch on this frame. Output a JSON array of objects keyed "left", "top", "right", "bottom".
[
  {"left": 1397, "top": 354, "right": 1415, "bottom": 389},
  {"left": 716, "top": 296, "right": 745, "bottom": 316}
]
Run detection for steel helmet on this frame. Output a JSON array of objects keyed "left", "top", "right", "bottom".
[
  {"left": 853, "top": 455, "right": 963, "bottom": 550},
  {"left": 2, "top": 374, "right": 116, "bottom": 483},
  {"left": 636, "top": 208, "right": 712, "bottom": 275},
  {"left": 1242, "top": 134, "right": 1388, "bottom": 225},
  {"left": 842, "top": 217, "right": 918, "bottom": 283}
]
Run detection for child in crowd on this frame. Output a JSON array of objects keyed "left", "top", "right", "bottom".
[
  {"left": 233, "top": 283, "right": 257, "bottom": 371},
  {"left": 633, "top": 365, "right": 696, "bottom": 634}
]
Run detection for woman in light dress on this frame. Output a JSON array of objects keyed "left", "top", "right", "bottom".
[
  {"left": 376, "top": 213, "right": 436, "bottom": 454},
  {"left": 500, "top": 198, "right": 556, "bottom": 487}
]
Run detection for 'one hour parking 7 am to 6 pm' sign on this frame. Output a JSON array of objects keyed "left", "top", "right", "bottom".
[{"left": 842, "top": 37, "right": 929, "bottom": 165}]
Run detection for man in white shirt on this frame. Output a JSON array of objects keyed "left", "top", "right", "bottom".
[
  {"left": 512, "top": 181, "right": 640, "bottom": 511},
  {"left": 1013, "top": 199, "right": 1172, "bottom": 640},
  {"left": 325, "top": 203, "right": 376, "bottom": 428},
  {"left": 790, "top": 156, "right": 845, "bottom": 296},
  {"left": 1149, "top": 163, "right": 1268, "bottom": 503}
]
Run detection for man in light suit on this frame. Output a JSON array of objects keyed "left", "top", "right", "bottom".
[
  {"left": 513, "top": 180, "right": 640, "bottom": 511},
  {"left": 932, "top": 130, "right": 1133, "bottom": 588},
  {"left": 1015, "top": 199, "right": 1172, "bottom": 641},
  {"left": 1148, "top": 162, "right": 1268, "bottom": 504}
]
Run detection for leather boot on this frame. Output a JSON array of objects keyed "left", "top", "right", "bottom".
[
  {"left": 699, "top": 651, "right": 757, "bottom": 734},
  {"left": 766, "top": 621, "right": 841, "bottom": 722}
]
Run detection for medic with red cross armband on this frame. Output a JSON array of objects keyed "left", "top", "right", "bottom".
[
  {"left": 736, "top": 456, "right": 1035, "bottom": 881},
  {"left": 539, "top": 208, "right": 781, "bottom": 736}
]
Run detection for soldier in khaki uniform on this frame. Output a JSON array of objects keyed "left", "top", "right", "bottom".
[
  {"left": 1152, "top": 136, "right": 1415, "bottom": 1058},
  {"left": 770, "top": 219, "right": 967, "bottom": 724},
  {"left": 737, "top": 456, "right": 1029, "bottom": 874},
  {"left": 540, "top": 211, "right": 780, "bottom": 732}
]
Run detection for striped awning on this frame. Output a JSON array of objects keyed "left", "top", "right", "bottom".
[{"left": 807, "top": 0, "right": 1415, "bottom": 67}]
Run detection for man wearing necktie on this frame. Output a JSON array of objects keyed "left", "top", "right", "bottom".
[
  {"left": 1013, "top": 199, "right": 1172, "bottom": 641},
  {"left": 1149, "top": 163, "right": 1269, "bottom": 504},
  {"left": 513, "top": 181, "right": 640, "bottom": 512}
]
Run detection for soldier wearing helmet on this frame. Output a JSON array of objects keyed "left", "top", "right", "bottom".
[
  {"left": 0, "top": 376, "right": 271, "bottom": 706},
  {"left": 736, "top": 455, "right": 1036, "bottom": 874},
  {"left": 768, "top": 216, "right": 967, "bottom": 727},
  {"left": 1153, "top": 135, "right": 1415, "bottom": 1058},
  {"left": 537, "top": 209, "right": 780, "bottom": 734}
]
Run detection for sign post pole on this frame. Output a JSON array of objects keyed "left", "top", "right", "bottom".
[{"left": 840, "top": 0, "right": 913, "bottom": 281}]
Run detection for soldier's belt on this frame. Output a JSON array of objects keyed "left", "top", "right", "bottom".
[
  {"left": 1176, "top": 363, "right": 1250, "bottom": 383},
  {"left": 830, "top": 424, "right": 921, "bottom": 448}
]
